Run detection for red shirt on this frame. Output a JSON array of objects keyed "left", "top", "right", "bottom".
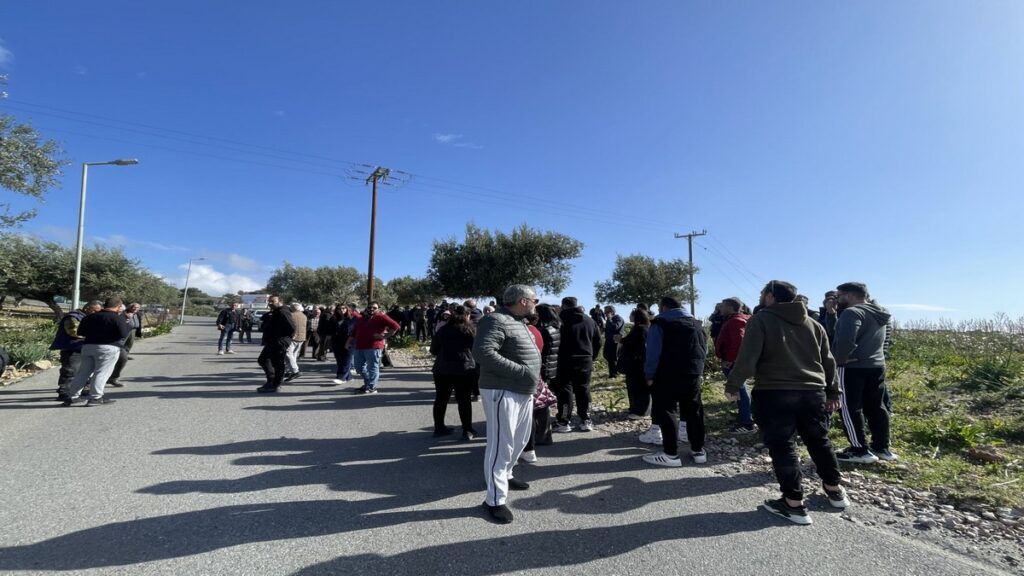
[
  {"left": 527, "top": 324, "right": 544, "bottom": 353},
  {"left": 715, "top": 313, "right": 750, "bottom": 363},
  {"left": 352, "top": 312, "right": 401, "bottom": 349}
]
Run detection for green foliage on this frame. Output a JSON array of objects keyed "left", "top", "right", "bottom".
[
  {"left": 387, "top": 334, "right": 421, "bottom": 349},
  {"left": 594, "top": 254, "right": 697, "bottom": 306},
  {"left": 428, "top": 223, "right": 584, "bottom": 300},
  {"left": 148, "top": 322, "right": 175, "bottom": 337},
  {"left": 0, "top": 114, "right": 65, "bottom": 228},
  {"left": 266, "top": 262, "right": 372, "bottom": 305},
  {"left": 386, "top": 276, "right": 442, "bottom": 306},
  {"left": 186, "top": 304, "right": 216, "bottom": 317},
  {"left": 905, "top": 415, "right": 996, "bottom": 451},
  {"left": 0, "top": 319, "right": 55, "bottom": 367}
]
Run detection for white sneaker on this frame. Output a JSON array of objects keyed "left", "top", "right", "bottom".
[
  {"left": 519, "top": 450, "right": 538, "bottom": 463},
  {"left": 226, "top": 350, "right": 236, "bottom": 354},
  {"left": 639, "top": 426, "right": 663, "bottom": 445},
  {"left": 217, "top": 350, "right": 225, "bottom": 355},
  {"left": 642, "top": 451, "right": 682, "bottom": 467},
  {"left": 678, "top": 422, "right": 689, "bottom": 443},
  {"left": 692, "top": 449, "right": 708, "bottom": 464},
  {"left": 552, "top": 422, "right": 574, "bottom": 433},
  {"left": 332, "top": 379, "right": 345, "bottom": 385},
  {"left": 577, "top": 420, "right": 594, "bottom": 432}
]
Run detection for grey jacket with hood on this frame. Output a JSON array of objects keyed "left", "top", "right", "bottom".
[{"left": 831, "top": 302, "right": 892, "bottom": 368}]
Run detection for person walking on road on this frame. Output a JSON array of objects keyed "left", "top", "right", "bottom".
[
  {"left": 51, "top": 300, "right": 103, "bottom": 401},
  {"left": 641, "top": 296, "right": 709, "bottom": 467},
  {"left": 62, "top": 297, "right": 131, "bottom": 407},
  {"left": 216, "top": 303, "right": 241, "bottom": 355},
  {"left": 832, "top": 282, "right": 895, "bottom": 464},
  {"left": 725, "top": 280, "right": 849, "bottom": 525},
  {"left": 351, "top": 302, "right": 400, "bottom": 394},
  {"left": 553, "top": 297, "right": 601, "bottom": 433},
  {"left": 473, "top": 284, "right": 542, "bottom": 524},
  {"left": 284, "top": 303, "right": 307, "bottom": 381},
  {"left": 430, "top": 305, "right": 479, "bottom": 439},
  {"left": 256, "top": 295, "right": 296, "bottom": 393}
]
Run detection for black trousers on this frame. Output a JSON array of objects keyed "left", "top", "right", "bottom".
[
  {"left": 433, "top": 373, "right": 476, "bottom": 432},
  {"left": 554, "top": 358, "right": 593, "bottom": 424},
  {"left": 109, "top": 346, "right": 129, "bottom": 382},
  {"left": 525, "top": 406, "right": 553, "bottom": 451},
  {"left": 237, "top": 327, "right": 253, "bottom": 343},
  {"left": 415, "top": 322, "right": 428, "bottom": 342},
  {"left": 651, "top": 374, "right": 705, "bottom": 455},
  {"left": 753, "top": 389, "right": 842, "bottom": 501},
  {"left": 838, "top": 366, "right": 891, "bottom": 452},
  {"left": 603, "top": 344, "right": 620, "bottom": 377},
  {"left": 624, "top": 371, "right": 650, "bottom": 416},
  {"left": 258, "top": 341, "right": 289, "bottom": 387},
  {"left": 57, "top": 350, "right": 81, "bottom": 392}
]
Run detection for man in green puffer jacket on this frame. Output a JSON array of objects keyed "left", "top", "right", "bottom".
[{"left": 473, "top": 284, "right": 542, "bottom": 525}]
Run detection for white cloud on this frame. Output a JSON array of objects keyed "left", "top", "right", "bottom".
[
  {"left": 170, "top": 263, "right": 263, "bottom": 295},
  {"left": 887, "top": 303, "right": 958, "bottom": 312},
  {"left": 434, "top": 133, "right": 462, "bottom": 144},
  {"left": 225, "top": 253, "right": 261, "bottom": 271},
  {"left": 0, "top": 38, "right": 12, "bottom": 67},
  {"left": 434, "top": 132, "right": 483, "bottom": 149},
  {"left": 92, "top": 234, "right": 188, "bottom": 252}
]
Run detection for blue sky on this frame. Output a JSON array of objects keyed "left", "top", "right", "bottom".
[{"left": 1, "top": 1, "right": 1022, "bottom": 321}]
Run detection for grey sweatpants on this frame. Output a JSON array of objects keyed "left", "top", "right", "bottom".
[{"left": 66, "top": 343, "right": 120, "bottom": 400}]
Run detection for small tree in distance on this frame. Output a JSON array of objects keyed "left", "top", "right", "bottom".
[{"left": 594, "top": 254, "right": 697, "bottom": 308}]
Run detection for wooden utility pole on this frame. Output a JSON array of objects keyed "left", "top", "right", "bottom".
[
  {"left": 365, "top": 167, "right": 390, "bottom": 303},
  {"left": 674, "top": 229, "right": 707, "bottom": 316}
]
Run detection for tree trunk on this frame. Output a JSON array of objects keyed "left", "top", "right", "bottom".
[{"left": 46, "top": 298, "right": 64, "bottom": 323}]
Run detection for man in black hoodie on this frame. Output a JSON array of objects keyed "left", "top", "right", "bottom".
[
  {"left": 553, "top": 297, "right": 601, "bottom": 433},
  {"left": 832, "top": 282, "right": 895, "bottom": 464},
  {"left": 256, "top": 295, "right": 296, "bottom": 393}
]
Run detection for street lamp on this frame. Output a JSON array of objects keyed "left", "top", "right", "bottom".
[
  {"left": 179, "top": 257, "right": 206, "bottom": 325},
  {"left": 71, "top": 159, "right": 140, "bottom": 309}
]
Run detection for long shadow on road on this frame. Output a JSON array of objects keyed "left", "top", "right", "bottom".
[{"left": 0, "top": 432, "right": 769, "bottom": 571}]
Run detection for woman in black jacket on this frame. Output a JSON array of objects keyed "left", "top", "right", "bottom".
[
  {"left": 521, "top": 304, "right": 561, "bottom": 461},
  {"left": 429, "top": 306, "right": 478, "bottom": 440},
  {"left": 619, "top": 308, "right": 651, "bottom": 418}
]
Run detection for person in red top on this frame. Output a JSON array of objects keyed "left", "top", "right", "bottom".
[
  {"left": 350, "top": 301, "right": 401, "bottom": 394},
  {"left": 715, "top": 297, "right": 755, "bottom": 433}
]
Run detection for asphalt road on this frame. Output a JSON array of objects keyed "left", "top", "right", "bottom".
[{"left": 0, "top": 322, "right": 1009, "bottom": 575}]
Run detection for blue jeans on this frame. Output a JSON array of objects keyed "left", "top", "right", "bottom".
[
  {"left": 723, "top": 367, "right": 753, "bottom": 428},
  {"left": 218, "top": 326, "right": 236, "bottom": 351},
  {"left": 354, "top": 348, "right": 382, "bottom": 390}
]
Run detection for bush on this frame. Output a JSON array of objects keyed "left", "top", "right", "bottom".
[
  {"left": 149, "top": 322, "right": 175, "bottom": 337},
  {"left": 387, "top": 334, "right": 421, "bottom": 349},
  {"left": 905, "top": 414, "right": 996, "bottom": 451},
  {"left": 960, "top": 355, "right": 1023, "bottom": 392},
  {"left": 0, "top": 320, "right": 56, "bottom": 368}
]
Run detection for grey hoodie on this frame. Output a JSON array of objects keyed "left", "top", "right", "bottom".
[{"left": 831, "top": 302, "right": 892, "bottom": 367}]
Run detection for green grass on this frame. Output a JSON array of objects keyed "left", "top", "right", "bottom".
[{"left": 0, "top": 317, "right": 57, "bottom": 368}]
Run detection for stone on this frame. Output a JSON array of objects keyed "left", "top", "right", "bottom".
[
  {"left": 967, "top": 445, "right": 1006, "bottom": 463},
  {"left": 982, "top": 511, "right": 998, "bottom": 521},
  {"left": 28, "top": 360, "right": 52, "bottom": 370}
]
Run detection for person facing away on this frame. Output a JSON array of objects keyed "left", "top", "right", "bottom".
[
  {"left": 589, "top": 305, "right": 606, "bottom": 330},
  {"left": 216, "top": 303, "right": 241, "bottom": 355},
  {"left": 553, "top": 297, "right": 601, "bottom": 433},
  {"left": 640, "top": 296, "right": 709, "bottom": 467},
  {"left": 284, "top": 303, "right": 307, "bottom": 381},
  {"left": 602, "top": 305, "right": 625, "bottom": 378},
  {"left": 619, "top": 308, "right": 651, "bottom": 419},
  {"left": 62, "top": 297, "right": 131, "bottom": 407},
  {"left": 350, "top": 301, "right": 400, "bottom": 394},
  {"left": 52, "top": 300, "right": 103, "bottom": 401},
  {"left": 256, "top": 295, "right": 296, "bottom": 393},
  {"left": 715, "top": 297, "right": 755, "bottom": 433},
  {"left": 831, "top": 282, "right": 895, "bottom": 464},
  {"left": 429, "top": 305, "right": 479, "bottom": 440},
  {"left": 472, "top": 284, "right": 542, "bottom": 525},
  {"left": 724, "top": 279, "right": 848, "bottom": 525}
]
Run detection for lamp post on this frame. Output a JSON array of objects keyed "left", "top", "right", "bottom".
[
  {"left": 72, "top": 159, "right": 139, "bottom": 309},
  {"left": 179, "top": 257, "right": 206, "bottom": 325}
]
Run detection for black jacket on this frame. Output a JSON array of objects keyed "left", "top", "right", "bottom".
[
  {"left": 651, "top": 313, "right": 707, "bottom": 379},
  {"left": 539, "top": 324, "right": 560, "bottom": 382},
  {"left": 430, "top": 324, "right": 477, "bottom": 376},
  {"left": 217, "top": 308, "right": 240, "bottom": 328},
  {"left": 557, "top": 307, "right": 601, "bottom": 364},
  {"left": 261, "top": 307, "right": 296, "bottom": 346},
  {"left": 617, "top": 324, "right": 648, "bottom": 377},
  {"left": 604, "top": 314, "right": 625, "bottom": 354}
]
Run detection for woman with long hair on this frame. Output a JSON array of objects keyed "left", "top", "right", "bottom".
[
  {"left": 330, "top": 304, "right": 359, "bottom": 385},
  {"left": 429, "top": 305, "right": 479, "bottom": 439},
  {"left": 620, "top": 308, "right": 651, "bottom": 418}
]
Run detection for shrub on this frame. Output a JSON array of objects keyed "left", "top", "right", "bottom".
[
  {"left": 387, "top": 335, "right": 420, "bottom": 349},
  {"left": 149, "top": 322, "right": 175, "bottom": 337},
  {"left": 905, "top": 414, "right": 995, "bottom": 451},
  {"left": 0, "top": 320, "right": 56, "bottom": 368}
]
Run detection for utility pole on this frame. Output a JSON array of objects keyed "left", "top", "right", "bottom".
[
  {"left": 674, "top": 229, "right": 707, "bottom": 316},
  {"left": 365, "top": 167, "right": 390, "bottom": 303}
]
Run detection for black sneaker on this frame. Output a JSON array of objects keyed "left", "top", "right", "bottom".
[
  {"left": 61, "top": 397, "right": 87, "bottom": 407},
  {"left": 434, "top": 426, "right": 454, "bottom": 437},
  {"left": 835, "top": 448, "right": 879, "bottom": 464},
  {"left": 256, "top": 385, "right": 279, "bottom": 394},
  {"left": 354, "top": 385, "right": 368, "bottom": 394},
  {"left": 508, "top": 478, "right": 530, "bottom": 491},
  {"left": 106, "top": 380, "right": 125, "bottom": 388},
  {"left": 283, "top": 371, "right": 300, "bottom": 382},
  {"left": 823, "top": 484, "right": 850, "bottom": 508},
  {"left": 762, "top": 498, "right": 812, "bottom": 525},
  {"left": 84, "top": 397, "right": 116, "bottom": 407},
  {"left": 483, "top": 502, "right": 514, "bottom": 524}
]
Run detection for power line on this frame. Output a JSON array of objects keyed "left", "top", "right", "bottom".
[
  {"left": 705, "top": 234, "right": 763, "bottom": 284},
  {"left": 695, "top": 239, "right": 762, "bottom": 291},
  {"left": 695, "top": 244, "right": 750, "bottom": 297}
]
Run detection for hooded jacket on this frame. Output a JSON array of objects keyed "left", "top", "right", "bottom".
[
  {"left": 831, "top": 301, "right": 892, "bottom": 368},
  {"left": 557, "top": 307, "right": 601, "bottom": 365},
  {"left": 725, "top": 302, "right": 838, "bottom": 399},
  {"left": 715, "top": 313, "right": 750, "bottom": 363}
]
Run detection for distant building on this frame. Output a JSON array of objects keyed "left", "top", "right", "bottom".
[{"left": 241, "top": 294, "right": 270, "bottom": 310}]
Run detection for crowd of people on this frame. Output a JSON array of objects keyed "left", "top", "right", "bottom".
[{"left": 49, "top": 277, "right": 895, "bottom": 527}]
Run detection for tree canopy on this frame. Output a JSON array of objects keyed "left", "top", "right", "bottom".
[
  {"left": 594, "top": 254, "right": 698, "bottom": 307},
  {"left": 0, "top": 234, "right": 179, "bottom": 319},
  {"left": 0, "top": 114, "right": 64, "bottom": 228},
  {"left": 386, "top": 275, "right": 442, "bottom": 306},
  {"left": 428, "top": 223, "right": 584, "bottom": 300},
  {"left": 265, "top": 263, "right": 391, "bottom": 306}
]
